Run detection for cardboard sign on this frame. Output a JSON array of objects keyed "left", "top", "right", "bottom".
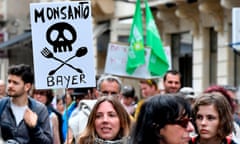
[
  {"left": 104, "top": 43, "right": 171, "bottom": 79},
  {"left": 30, "top": 1, "right": 95, "bottom": 89}
]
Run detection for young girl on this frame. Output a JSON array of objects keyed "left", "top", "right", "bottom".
[{"left": 191, "top": 92, "right": 238, "bottom": 144}]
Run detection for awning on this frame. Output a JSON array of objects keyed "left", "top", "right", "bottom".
[{"left": 0, "top": 31, "right": 32, "bottom": 50}]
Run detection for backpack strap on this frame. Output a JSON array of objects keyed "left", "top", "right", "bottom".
[{"left": 0, "top": 97, "right": 9, "bottom": 118}]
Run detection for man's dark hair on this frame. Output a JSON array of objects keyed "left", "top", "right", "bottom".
[
  {"left": 163, "top": 70, "right": 181, "bottom": 82},
  {"left": 8, "top": 64, "right": 34, "bottom": 84},
  {"left": 122, "top": 85, "right": 135, "bottom": 98}
]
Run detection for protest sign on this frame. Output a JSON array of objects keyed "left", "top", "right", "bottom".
[
  {"left": 105, "top": 43, "right": 171, "bottom": 79},
  {"left": 30, "top": 1, "right": 95, "bottom": 89}
]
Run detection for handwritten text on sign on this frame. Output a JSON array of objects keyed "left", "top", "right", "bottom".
[
  {"left": 105, "top": 43, "right": 171, "bottom": 79},
  {"left": 105, "top": 43, "right": 153, "bottom": 79},
  {"left": 30, "top": 1, "right": 95, "bottom": 89}
]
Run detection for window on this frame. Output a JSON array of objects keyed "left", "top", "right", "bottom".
[
  {"left": 209, "top": 28, "right": 217, "bottom": 85},
  {"left": 118, "top": 36, "right": 128, "bottom": 43},
  {"left": 234, "top": 54, "right": 240, "bottom": 86},
  {"left": 171, "top": 32, "right": 193, "bottom": 86},
  {"left": 97, "top": 30, "right": 110, "bottom": 53}
]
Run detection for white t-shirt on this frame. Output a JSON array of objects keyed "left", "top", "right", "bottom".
[{"left": 10, "top": 102, "right": 28, "bottom": 126}]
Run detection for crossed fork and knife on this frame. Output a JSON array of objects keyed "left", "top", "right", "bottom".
[{"left": 41, "top": 47, "right": 88, "bottom": 75}]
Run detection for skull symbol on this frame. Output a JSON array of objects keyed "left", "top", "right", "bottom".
[{"left": 46, "top": 22, "right": 77, "bottom": 53}]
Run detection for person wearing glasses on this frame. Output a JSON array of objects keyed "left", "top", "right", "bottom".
[
  {"left": 66, "top": 75, "right": 123, "bottom": 144},
  {"left": 96, "top": 74, "right": 122, "bottom": 98},
  {"left": 78, "top": 96, "right": 131, "bottom": 144},
  {"left": 190, "top": 92, "right": 238, "bottom": 144},
  {"left": 130, "top": 93, "right": 194, "bottom": 144}
]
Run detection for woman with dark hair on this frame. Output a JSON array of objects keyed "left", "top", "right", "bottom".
[
  {"left": 130, "top": 93, "right": 194, "bottom": 144},
  {"left": 56, "top": 95, "right": 65, "bottom": 115},
  {"left": 204, "top": 85, "right": 235, "bottom": 113},
  {"left": 190, "top": 92, "right": 237, "bottom": 144},
  {"left": 78, "top": 96, "right": 131, "bottom": 144},
  {"left": 32, "top": 89, "right": 63, "bottom": 144}
]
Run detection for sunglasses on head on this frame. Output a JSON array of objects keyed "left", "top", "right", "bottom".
[{"left": 171, "top": 117, "right": 192, "bottom": 128}]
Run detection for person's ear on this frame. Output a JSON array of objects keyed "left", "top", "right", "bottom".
[
  {"left": 24, "top": 83, "right": 32, "bottom": 93},
  {"left": 95, "top": 90, "right": 100, "bottom": 98}
]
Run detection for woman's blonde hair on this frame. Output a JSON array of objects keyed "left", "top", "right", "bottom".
[{"left": 78, "top": 96, "right": 131, "bottom": 144}]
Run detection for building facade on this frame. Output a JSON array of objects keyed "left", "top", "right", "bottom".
[{"left": 0, "top": 0, "right": 240, "bottom": 93}]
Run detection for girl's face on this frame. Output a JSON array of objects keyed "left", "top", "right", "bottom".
[
  {"left": 65, "top": 94, "right": 73, "bottom": 107},
  {"left": 195, "top": 104, "right": 219, "bottom": 141},
  {"left": 57, "top": 99, "right": 65, "bottom": 113},
  {"left": 160, "top": 117, "right": 194, "bottom": 144},
  {"left": 94, "top": 101, "right": 120, "bottom": 140}
]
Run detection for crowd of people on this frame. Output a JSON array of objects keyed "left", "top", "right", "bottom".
[{"left": 0, "top": 64, "right": 240, "bottom": 144}]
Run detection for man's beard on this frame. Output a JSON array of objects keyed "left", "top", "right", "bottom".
[{"left": 7, "top": 90, "right": 23, "bottom": 98}]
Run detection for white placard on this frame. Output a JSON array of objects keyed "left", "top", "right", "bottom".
[
  {"left": 232, "top": 8, "right": 240, "bottom": 51},
  {"left": 104, "top": 43, "right": 171, "bottom": 79},
  {"left": 30, "top": 1, "right": 95, "bottom": 89}
]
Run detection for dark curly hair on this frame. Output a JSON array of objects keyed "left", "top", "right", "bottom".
[{"left": 8, "top": 64, "right": 34, "bottom": 84}]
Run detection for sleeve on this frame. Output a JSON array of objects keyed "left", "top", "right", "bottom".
[
  {"left": 29, "top": 104, "right": 53, "bottom": 144},
  {"left": 51, "top": 113, "right": 61, "bottom": 144}
]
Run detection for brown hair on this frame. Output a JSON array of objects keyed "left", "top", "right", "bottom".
[
  {"left": 32, "top": 89, "right": 54, "bottom": 105},
  {"left": 192, "top": 92, "right": 234, "bottom": 139},
  {"left": 139, "top": 79, "right": 158, "bottom": 90},
  {"left": 204, "top": 85, "right": 235, "bottom": 113},
  {"left": 78, "top": 96, "right": 131, "bottom": 144}
]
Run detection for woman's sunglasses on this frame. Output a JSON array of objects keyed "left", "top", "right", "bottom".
[{"left": 171, "top": 118, "right": 192, "bottom": 128}]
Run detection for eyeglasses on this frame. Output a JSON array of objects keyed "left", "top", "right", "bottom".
[
  {"left": 99, "top": 91, "right": 119, "bottom": 97},
  {"left": 33, "top": 92, "right": 47, "bottom": 96},
  {"left": 171, "top": 118, "right": 192, "bottom": 128}
]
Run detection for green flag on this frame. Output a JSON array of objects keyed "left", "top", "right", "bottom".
[
  {"left": 126, "top": 0, "right": 145, "bottom": 74},
  {"left": 145, "top": 0, "right": 169, "bottom": 76}
]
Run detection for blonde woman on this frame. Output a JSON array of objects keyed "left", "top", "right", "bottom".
[{"left": 78, "top": 96, "right": 131, "bottom": 144}]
